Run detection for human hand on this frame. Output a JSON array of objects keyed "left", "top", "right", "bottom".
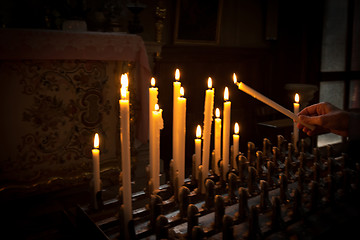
[{"left": 297, "top": 102, "right": 350, "bottom": 137}]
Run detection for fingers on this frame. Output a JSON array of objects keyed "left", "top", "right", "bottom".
[{"left": 298, "top": 102, "right": 326, "bottom": 116}]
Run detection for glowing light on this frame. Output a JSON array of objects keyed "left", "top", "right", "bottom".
[
  {"left": 233, "top": 73, "right": 237, "bottom": 84},
  {"left": 175, "top": 69, "right": 180, "bottom": 81},
  {"left": 207, "top": 77, "right": 212, "bottom": 89},
  {"left": 180, "top": 86, "right": 184, "bottom": 96},
  {"left": 121, "top": 73, "right": 128, "bottom": 88},
  {"left": 224, "top": 87, "right": 229, "bottom": 101},
  {"left": 196, "top": 125, "right": 202, "bottom": 138},
  {"left": 234, "top": 123, "right": 239, "bottom": 134},
  {"left": 215, "top": 108, "right": 220, "bottom": 118},
  {"left": 154, "top": 103, "right": 159, "bottom": 111},
  {"left": 151, "top": 77, "right": 156, "bottom": 87},
  {"left": 295, "top": 93, "right": 300, "bottom": 103},
  {"left": 94, "top": 133, "right": 99, "bottom": 148}
]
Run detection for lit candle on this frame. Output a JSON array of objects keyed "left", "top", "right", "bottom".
[
  {"left": 233, "top": 123, "right": 240, "bottom": 168},
  {"left": 233, "top": 79, "right": 315, "bottom": 131},
  {"left": 173, "top": 69, "right": 181, "bottom": 184},
  {"left": 214, "top": 108, "right": 222, "bottom": 175},
  {"left": 293, "top": 93, "right": 300, "bottom": 152},
  {"left": 149, "top": 77, "right": 159, "bottom": 188},
  {"left": 92, "top": 133, "right": 101, "bottom": 198},
  {"left": 177, "top": 87, "right": 186, "bottom": 188},
  {"left": 119, "top": 73, "right": 132, "bottom": 232},
  {"left": 151, "top": 104, "right": 164, "bottom": 189},
  {"left": 202, "top": 77, "right": 214, "bottom": 192},
  {"left": 194, "top": 125, "right": 202, "bottom": 180},
  {"left": 222, "top": 86, "right": 231, "bottom": 180}
]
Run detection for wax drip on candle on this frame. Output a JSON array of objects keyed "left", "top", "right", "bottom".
[{"left": 94, "top": 133, "right": 99, "bottom": 148}]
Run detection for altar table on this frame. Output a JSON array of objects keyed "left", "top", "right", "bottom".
[{"left": 0, "top": 29, "right": 151, "bottom": 196}]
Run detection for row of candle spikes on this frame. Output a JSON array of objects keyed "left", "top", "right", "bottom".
[{"left": 91, "top": 70, "right": 302, "bottom": 239}]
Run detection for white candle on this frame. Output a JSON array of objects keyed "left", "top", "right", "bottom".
[
  {"left": 149, "top": 77, "right": 159, "bottom": 188},
  {"left": 233, "top": 78, "right": 315, "bottom": 131},
  {"left": 151, "top": 104, "right": 164, "bottom": 189},
  {"left": 177, "top": 87, "right": 186, "bottom": 188},
  {"left": 173, "top": 69, "right": 181, "bottom": 184},
  {"left": 194, "top": 125, "right": 202, "bottom": 180},
  {"left": 202, "top": 77, "right": 214, "bottom": 192},
  {"left": 92, "top": 133, "right": 101, "bottom": 195},
  {"left": 214, "top": 108, "right": 222, "bottom": 175},
  {"left": 293, "top": 93, "right": 300, "bottom": 152},
  {"left": 233, "top": 123, "right": 240, "bottom": 168},
  {"left": 119, "top": 74, "right": 132, "bottom": 232},
  {"left": 222, "top": 87, "right": 231, "bottom": 180}
]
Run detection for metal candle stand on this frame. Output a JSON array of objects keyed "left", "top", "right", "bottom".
[{"left": 77, "top": 135, "right": 360, "bottom": 239}]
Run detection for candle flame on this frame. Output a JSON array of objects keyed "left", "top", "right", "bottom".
[
  {"left": 224, "top": 87, "right": 229, "bottom": 101},
  {"left": 94, "top": 133, "right": 99, "bottom": 148},
  {"left": 180, "top": 86, "right": 184, "bottom": 96},
  {"left": 151, "top": 77, "right": 156, "bottom": 87},
  {"left": 196, "top": 125, "right": 202, "bottom": 138},
  {"left": 154, "top": 103, "right": 159, "bottom": 111},
  {"left": 207, "top": 77, "right": 212, "bottom": 89},
  {"left": 215, "top": 108, "right": 220, "bottom": 118},
  {"left": 295, "top": 93, "right": 299, "bottom": 103},
  {"left": 121, "top": 73, "right": 129, "bottom": 88},
  {"left": 121, "top": 87, "right": 127, "bottom": 99},
  {"left": 234, "top": 123, "right": 239, "bottom": 134},
  {"left": 175, "top": 69, "right": 180, "bottom": 81},
  {"left": 233, "top": 73, "right": 237, "bottom": 84}
]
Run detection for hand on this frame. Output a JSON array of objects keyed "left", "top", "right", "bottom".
[{"left": 297, "top": 102, "right": 350, "bottom": 137}]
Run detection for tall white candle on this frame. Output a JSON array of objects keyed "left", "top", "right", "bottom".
[
  {"left": 177, "top": 87, "right": 186, "bottom": 188},
  {"left": 293, "top": 93, "right": 300, "bottom": 152},
  {"left": 151, "top": 104, "right": 164, "bottom": 189},
  {"left": 214, "top": 108, "right": 222, "bottom": 175},
  {"left": 233, "top": 123, "right": 240, "bottom": 168},
  {"left": 92, "top": 133, "right": 101, "bottom": 196},
  {"left": 222, "top": 87, "right": 231, "bottom": 180},
  {"left": 233, "top": 78, "right": 314, "bottom": 131},
  {"left": 202, "top": 77, "right": 214, "bottom": 192},
  {"left": 173, "top": 69, "right": 181, "bottom": 184},
  {"left": 119, "top": 74, "right": 132, "bottom": 234},
  {"left": 149, "top": 77, "right": 159, "bottom": 188},
  {"left": 194, "top": 125, "right": 202, "bottom": 180}
]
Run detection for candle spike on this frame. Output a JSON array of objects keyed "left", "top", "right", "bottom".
[
  {"left": 214, "top": 195, "right": 225, "bottom": 231},
  {"left": 234, "top": 187, "right": 249, "bottom": 222},
  {"left": 155, "top": 215, "right": 169, "bottom": 240},
  {"left": 187, "top": 204, "right": 199, "bottom": 237},
  {"left": 222, "top": 215, "right": 234, "bottom": 240},
  {"left": 178, "top": 186, "right": 190, "bottom": 219},
  {"left": 203, "top": 179, "right": 215, "bottom": 210}
]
